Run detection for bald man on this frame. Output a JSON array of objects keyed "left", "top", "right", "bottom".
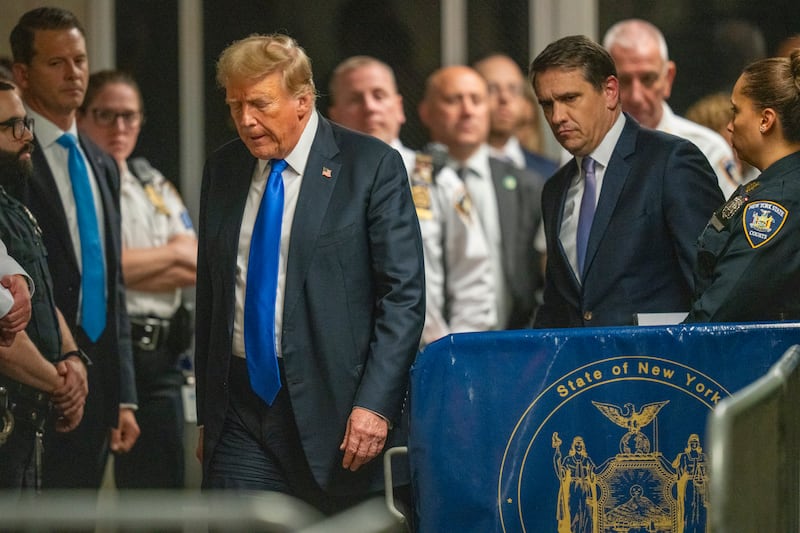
[
  {"left": 419, "top": 66, "right": 545, "bottom": 329},
  {"left": 329, "top": 56, "right": 495, "bottom": 345},
  {"left": 603, "top": 19, "right": 740, "bottom": 198},
  {"left": 473, "top": 53, "right": 557, "bottom": 178}
]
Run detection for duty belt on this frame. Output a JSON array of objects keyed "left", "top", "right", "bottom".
[
  {"left": 130, "top": 316, "right": 171, "bottom": 351},
  {"left": 0, "top": 379, "right": 51, "bottom": 434}
]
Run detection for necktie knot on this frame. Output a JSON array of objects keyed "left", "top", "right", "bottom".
[
  {"left": 269, "top": 158, "right": 288, "bottom": 177},
  {"left": 57, "top": 132, "right": 78, "bottom": 149},
  {"left": 581, "top": 156, "right": 595, "bottom": 177}
]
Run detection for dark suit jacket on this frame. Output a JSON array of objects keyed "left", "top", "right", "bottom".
[
  {"left": 533, "top": 114, "right": 724, "bottom": 328},
  {"left": 195, "top": 115, "right": 425, "bottom": 495},
  {"left": 522, "top": 147, "right": 559, "bottom": 179},
  {"left": 25, "top": 134, "right": 136, "bottom": 426},
  {"left": 489, "top": 157, "right": 545, "bottom": 329}
]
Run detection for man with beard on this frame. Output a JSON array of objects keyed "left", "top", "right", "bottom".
[
  {"left": 0, "top": 80, "right": 87, "bottom": 492},
  {"left": 10, "top": 6, "right": 138, "bottom": 489}
]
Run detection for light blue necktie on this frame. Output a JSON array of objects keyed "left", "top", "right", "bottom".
[
  {"left": 244, "top": 159, "right": 287, "bottom": 405},
  {"left": 576, "top": 156, "right": 597, "bottom": 277},
  {"left": 57, "top": 133, "right": 106, "bottom": 342}
]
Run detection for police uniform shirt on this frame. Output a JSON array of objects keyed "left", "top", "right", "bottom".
[
  {"left": 418, "top": 162, "right": 495, "bottom": 345},
  {"left": 657, "top": 102, "right": 740, "bottom": 199},
  {"left": 448, "top": 144, "right": 508, "bottom": 328},
  {"left": 0, "top": 187, "right": 61, "bottom": 359},
  {"left": 121, "top": 162, "right": 195, "bottom": 319},
  {"left": 686, "top": 150, "right": 800, "bottom": 322},
  {"left": 390, "top": 138, "right": 416, "bottom": 178}
]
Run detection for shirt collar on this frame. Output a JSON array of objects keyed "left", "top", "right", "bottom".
[
  {"left": 581, "top": 112, "right": 626, "bottom": 171},
  {"left": 24, "top": 105, "right": 78, "bottom": 148},
  {"left": 256, "top": 108, "right": 319, "bottom": 178}
]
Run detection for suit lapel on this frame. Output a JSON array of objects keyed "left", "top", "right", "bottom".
[
  {"left": 220, "top": 145, "right": 258, "bottom": 336},
  {"left": 583, "top": 116, "right": 637, "bottom": 276},
  {"left": 282, "top": 117, "right": 340, "bottom": 321},
  {"left": 81, "top": 136, "right": 119, "bottom": 263},
  {"left": 552, "top": 159, "right": 583, "bottom": 291},
  {"left": 30, "top": 139, "right": 78, "bottom": 269},
  {"left": 489, "top": 158, "right": 517, "bottom": 282}
]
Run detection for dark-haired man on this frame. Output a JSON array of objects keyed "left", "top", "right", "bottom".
[
  {"left": 10, "top": 6, "right": 138, "bottom": 489},
  {"left": 530, "top": 35, "right": 723, "bottom": 328}
]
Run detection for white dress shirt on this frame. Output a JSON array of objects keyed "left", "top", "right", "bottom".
[
  {"left": 232, "top": 111, "right": 319, "bottom": 359},
  {"left": 25, "top": 106, "right": 107, "bottom": 323},
  {"left": 559, "top": 112, "right": 625, "bottom": 281}
]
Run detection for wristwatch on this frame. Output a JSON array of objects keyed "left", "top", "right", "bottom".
[{"left": 60, "top": 348, "right": 93, "bottom": 367}]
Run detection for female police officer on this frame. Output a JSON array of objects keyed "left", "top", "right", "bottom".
[{"left": 685, "top": 49, "right": 800, "bottom": 322}]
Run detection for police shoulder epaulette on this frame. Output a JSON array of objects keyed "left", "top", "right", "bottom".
[{"left": 709, "top": 180, "right": 760, "bottom": 231}]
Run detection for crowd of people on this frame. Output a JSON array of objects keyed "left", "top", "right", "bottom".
[{"left": 1, "top": 4, "right": 799, "bottom": 528}]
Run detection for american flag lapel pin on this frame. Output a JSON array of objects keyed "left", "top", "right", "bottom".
[{"left": 322, "top": 167, "right": 332, "bottom": 178}]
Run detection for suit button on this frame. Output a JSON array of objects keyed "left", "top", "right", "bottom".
[{"left": 583, "top": 311, "right": 593, "bottom": 321}]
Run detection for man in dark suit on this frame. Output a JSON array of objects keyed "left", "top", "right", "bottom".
[
  {"left": 473, "top": 53, "right": 559, "bottom": 179},
  {"left": 419, "top": 65, "right": 545, "bottom": 329},
  {"left": 196, "top": 34, "right": 424, "bottom": 513},
  {"left": 10, "top": 6, "right": 139, "bottom": 488},
  {"left": 530, "top": 35, "right": 724, "bottom": 328}
]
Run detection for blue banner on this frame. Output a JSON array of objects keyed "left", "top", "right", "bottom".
[{"left": 409, "top": 323, "right": 800, "bottom": 532}]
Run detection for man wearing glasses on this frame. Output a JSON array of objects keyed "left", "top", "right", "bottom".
[
  {"left": 78, "top": 70, "right": 197, "bottom": 490},
  {"left": 0, "top": 80, "right": 88, "bottom": 491},
  {"left": 10, "top": 6, "right": 139, "bottom": 490}
]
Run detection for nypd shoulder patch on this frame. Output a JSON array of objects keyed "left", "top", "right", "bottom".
[{"left": 742, "top": 200, "right": 788, "bottom": 248}]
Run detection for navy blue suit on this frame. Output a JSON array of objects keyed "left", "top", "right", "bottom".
[
  {"left": 195, "top": 115, "right": 425, "bottom": 497},
  {"left": 25, "top": 133, "right": 136, "bottom": 488},
  {"left": 522, "top": 147, "right": 559, "bottom": 179},
  {"left": 533, "top": 114, "right": 724, "bottom": 328}
]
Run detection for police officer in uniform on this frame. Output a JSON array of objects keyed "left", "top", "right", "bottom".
[
  {"left": 78, "top": 70, "right": 196, "bottom": 488},
  {"left": 0, "top": 80, "right": 88, "bottom": 491},
  {"left": 328, "top": 56, "right": 494, "bottom": 345},
  {"left": 686, "top": 50, "right": 800, "bottom": 322}
]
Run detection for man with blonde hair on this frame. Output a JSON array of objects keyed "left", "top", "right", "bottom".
[{"left": 196, "top": 34, "right": 424, "bottom": 513}]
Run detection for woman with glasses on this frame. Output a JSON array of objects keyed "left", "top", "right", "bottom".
[
  {"left": 685, "top": 49, "right": 800, "bottom": 322},
  {"left": 78, "top": 70, "right": 197, "bottom": 489}
]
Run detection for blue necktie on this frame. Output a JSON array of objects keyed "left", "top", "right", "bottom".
[
  {"left": 576, "top": 156, "right": 597, "bottom": 277},
  {"left": 244, "top": 159, "right": 288, "bottom": 405},
  {"left": 57, "top": 133, "right": 106, "bottom": 341}
]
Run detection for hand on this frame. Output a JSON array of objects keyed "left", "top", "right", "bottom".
[
  {"left": 0, "top": 275, "right": 32, "bottom": 344},
  {"left": 339, "top": 407, "right": 389, "bottom": 472},
  {"left": 52, "top": 357, "right": 89, "bottom": 424},
  {"left": 110, "top": 408, "right": 140, "bottom": 454},
  {"left": 168, "top": 234, "right": 198, "bottom": 268},
  {"left": 196, "top": 427, "right": 204, "bottom": 463}
]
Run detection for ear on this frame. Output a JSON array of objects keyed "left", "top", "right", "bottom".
[
  {"left": 296, "top": 90, "right": 313, "bottom": 118},
  {"left": 662, "top": 60, "right": 677, "bottom": 100},
  {"left": 761, "top": 107, "right": 777, "bottom": 134},
  {"left": 11, "top": 63, "right": 28, "bottom": 90},
  {"left": 604, "top": 75, "right": 620, "bottom": 110}
]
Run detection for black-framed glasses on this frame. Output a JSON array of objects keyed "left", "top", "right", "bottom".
[
  {"left": 91, "top": 108, "right": 144, "bottom": 128},
  {"left": 0, "top": 117, "right": 34, "bottom": 140}
]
